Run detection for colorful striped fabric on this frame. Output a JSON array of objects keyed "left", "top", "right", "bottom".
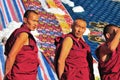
[
  {"left": 37, "top": 51, "right": 58, "bottom": 80},
  {"left": 0, "top": 0, "right": 25, "bottom": 30},
  {"left": 0, "top": 44, "right": 5, "bottom": 80}
]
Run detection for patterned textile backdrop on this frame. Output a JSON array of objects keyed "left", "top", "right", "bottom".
[{"left": 22, "top": 0, "right": 73, "bottom": 68}]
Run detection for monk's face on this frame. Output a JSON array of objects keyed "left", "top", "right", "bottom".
[
  {"left": 109, "top": 27, "right": 118, "bottom": 39},
  {"left": 72, "top": 19, "right": 86, "bottom": 39},
  {"left": 25, "top": 12, "right": 39, "bottom": 31}
]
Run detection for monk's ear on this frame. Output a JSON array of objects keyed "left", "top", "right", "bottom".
[
  {"left": 106, "top": 33, "right": 110, "bottom": 39},
  {"left": 23, "top": 17, "right": 27, "bottom": 23}
]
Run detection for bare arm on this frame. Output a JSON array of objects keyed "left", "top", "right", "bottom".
[
  {"left": 5, "top": 32, "right": 28, "bottom": 75},
  {"left": 108, "top": 28, "right": 120, "bottom": 52},
  {"left": 57, "top": 37, "right": 73, "bottom": 79},
  {"left": 96, "top": 44, "right": 113, "bottom": 62},
  {"left": 96, "top": 29, "right": 120, "bottom": 62}
]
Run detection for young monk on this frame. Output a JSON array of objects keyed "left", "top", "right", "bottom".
[
  {"left": 4, "top": 10, "right": 39, "bottom": 80},
  {"left": 55, "top": 18, "right": 94, "bottom": 80},
  {"left": 96, "top": 24, "right": 120, "bottom": 80}
]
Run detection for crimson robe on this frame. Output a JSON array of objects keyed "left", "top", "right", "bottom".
[
  {"left": 5, "top": 24, "right": 39, "bottom": 80},
  {"left": 96, "top": 43, "right": 120, "bottom": 80},
  {"left": 55, "top": 33, "right": 94, "bottom": 80}
]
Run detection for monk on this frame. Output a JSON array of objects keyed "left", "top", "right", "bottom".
[
  {"left": 96, "top": 24, "right": 120, "bottom": 80},
  {"left": 55, "top": 18, "right": 94, "bottom": 80},
  {"left": 4, "top": 10, "right": 39, "bottom": 80}
]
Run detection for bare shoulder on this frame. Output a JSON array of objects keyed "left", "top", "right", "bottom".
[
  {"left": 63, "top": 37, "right": 73, "bottom": 44},
  {"left": 18, "top": 32, "right": 29, "bottom": 38},
  {"left": 96, "top": 44, "right": 105, "bottom": 57},
  {"left": 16, "top": 32, "right": 29, "bottom": 42}
]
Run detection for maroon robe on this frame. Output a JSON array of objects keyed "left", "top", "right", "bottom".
[
  {"left": 56, "top": 33, "right": 94, "bottom": 80},
  {"left": 96, "top": 43, "right": 120, "bottom": 80},
  {"left": 5, "top": 24, "right": 39, "bottom": 80}
]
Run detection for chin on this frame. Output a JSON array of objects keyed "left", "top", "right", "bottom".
[
  {"left": 76, "top": 35, "right": 82, "bottom": 38},
  {"left": 31, "top": 28, "right": 35, "bottom": 31}
]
